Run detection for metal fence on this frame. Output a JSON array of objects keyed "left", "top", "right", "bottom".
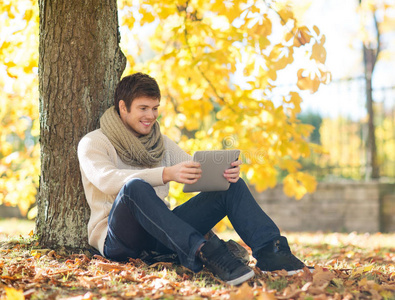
[{"left": 300, "top": 77, "right": 395, "bottom": 181}]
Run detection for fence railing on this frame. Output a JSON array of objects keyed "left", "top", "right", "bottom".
[{"left": 300, "top": 77, "right": 395, "bottom": 181}]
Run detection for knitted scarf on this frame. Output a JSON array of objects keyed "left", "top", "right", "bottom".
[{"left": 100, "top": 106, "right": 165, "bottom": 168}]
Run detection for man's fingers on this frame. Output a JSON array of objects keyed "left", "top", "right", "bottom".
[
  {"left": 179, "top": 162, "right": 201, "bottom": 183},
  {"left": 224, "top": 166, "right": 239, "bottom": 175},
  {"left": 182, "top": 172, "right": 200, "bottom": 178},
  {"left": 183, "top": 161, "right": 201, "bottom": 169},
  {"left": 182, "top": 162, "right": 202, "bottom": 174},
  {"left": 181, "top": 174, "right": 201, "bottom": 184},
  {"left": 231, "top": 160, "right": 242, "bottom": 167}
]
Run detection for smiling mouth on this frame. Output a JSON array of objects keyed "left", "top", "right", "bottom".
[{"left": 141, "top": 121, "right": 152, "bottom": 126}]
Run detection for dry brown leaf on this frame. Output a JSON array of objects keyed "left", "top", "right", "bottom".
[
  {"left": 94, "top": 261, "right": 125, "bottom": 272},
  {"left": 1, "top": 275, "right": 18, "bottom": 281},
  {"left": 308, "top": 286, "right": 327, "bottom": 295},
  {"left": 298, "top": 266, "right": 314, "bottom": 282},
  {"left": 301, "top": 281, "right": 313, "bottom": 291},
  {"left": 229, "top": 282, "right": 254, "bottom": 300},
  {"left": 311, "top": 294, "right": 329, "bottom": 300},
  {"left": 313, "top": 267, "right": 335, "bottom": 286},
  {"left": 257, "top": 291, "right": 277, "bottom": 300}
]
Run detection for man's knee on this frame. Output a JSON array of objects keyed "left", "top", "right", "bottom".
[
  {"left": 123, "top": 178, "right": 152, "bottom": 195},
  {"left": 230, "top": 178, "right": 248, "bottom": 190},
  {"left": 113, "top": 179, "right": 154, "bottom": 211}
]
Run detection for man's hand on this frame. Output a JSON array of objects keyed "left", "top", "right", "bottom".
[
  {"left": 163, "top": 161, "right": 202, "bottom": 184},
  {"left": 224, "top": 160, "right": 241, "bottom": 183}
]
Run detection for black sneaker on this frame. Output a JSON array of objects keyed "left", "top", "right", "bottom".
[
  {"left": 256, "top": 236, "right": 309, "bottom": 275},
  {"left": 199, "top": 236, "right": 255, "bottom": 285},
  {"left": 226, "top": 239, "right": 250, "bottom": 265},
  {"left": 204, "top": 231, "right": 250, "bottom": 265}
]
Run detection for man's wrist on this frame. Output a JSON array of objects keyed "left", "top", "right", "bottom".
[{"left": 162, "top": 167, "right": 170, "bottom": 184}]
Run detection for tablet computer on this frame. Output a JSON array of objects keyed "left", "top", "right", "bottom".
[{"left": 183, "top": 149, "right": 240, "bottom": 193}]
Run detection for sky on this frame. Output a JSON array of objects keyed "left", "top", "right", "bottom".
[{"left": 295, "top": 0, "right": 395, "bottom": 119}]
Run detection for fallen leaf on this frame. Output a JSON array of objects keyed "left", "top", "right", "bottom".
[
  {"left": 313, "top": 267, "right": 335, "bottom": 286},
  {"left": 229, "top": 282, "right": 254, "bottom": 299},
  {"left": 257, "top": 291, "right": 277, "bottom": 300},
  {"left": 95, "top": 261, "right": 125, "bottom": 272},
  {"left": 4, "top": 287, "right": 25, "bottom": 300}
]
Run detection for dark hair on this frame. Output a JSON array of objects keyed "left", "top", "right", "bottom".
[{"left": 114, "top": 72, "right": 161, "bottom": 114}]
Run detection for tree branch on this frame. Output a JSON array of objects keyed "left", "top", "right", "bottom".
[
  {"left": 182, "top": 3, "right": 232, "bottom": 109},
  {"left": 372, "top": 11, "right": 381, "bottom": 68}
]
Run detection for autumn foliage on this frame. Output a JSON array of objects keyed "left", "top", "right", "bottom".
[
  {"left": 0, "top": 231, "right": 394, "bottom": 299},
  {"left": 0, "top": 0, "right": 39, "bottom": 216},
  {"left": 0, "top": 0, "right": 332, "bottom": 216}
]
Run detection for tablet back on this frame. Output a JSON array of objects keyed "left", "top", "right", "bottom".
[{"left": 183, "top": 149, "right": 240, "bottom": 193}]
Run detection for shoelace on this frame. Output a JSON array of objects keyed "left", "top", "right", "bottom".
[
  {"left": 274, "top": 239, "right": 291, "bottom": 252},
  {"left": 209, "top": 241, "right": 244, "bottom": 272}
]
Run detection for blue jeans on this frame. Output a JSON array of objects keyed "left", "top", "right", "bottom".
[{"left": 104, "top": 178, "right": 280, "bottom": 272}]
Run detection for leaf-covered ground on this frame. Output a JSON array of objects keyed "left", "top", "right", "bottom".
[{"left": 0, "top": 220, "right": 395, "bottom": 299}]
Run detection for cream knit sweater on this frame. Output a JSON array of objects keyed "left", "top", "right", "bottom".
[{"left": 77, "top": 129, "right": 191, "bottom": 255}]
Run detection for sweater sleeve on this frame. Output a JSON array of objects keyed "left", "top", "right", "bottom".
[
  {"left": 163, "top": 135, "right": 192, "bottom": 165},
  {"left": 78, "top": 130, "right": 165, "bottom": 196}
]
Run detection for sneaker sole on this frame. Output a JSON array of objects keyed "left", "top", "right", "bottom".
[
  {"left": 261, "top": 266, "right": 314, "bottom": 276},
  {"left": 226, "top": 269, "right": 255, "bottom": 285}
]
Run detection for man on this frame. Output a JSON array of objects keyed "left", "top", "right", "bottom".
[{"left": 77, "top": 72, "right": 308, "bottom": 286}]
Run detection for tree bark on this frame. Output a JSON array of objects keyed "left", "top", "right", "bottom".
[
  {"left": 358, "top": 0, "right": 380, "bottom": 180},
  {"left": 363, "top": 46, "right": 379, "bottom": 179},
  {"left": 37, "top": 0, "right": 126, "bottom": 249}
]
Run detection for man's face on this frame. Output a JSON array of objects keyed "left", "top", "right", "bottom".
[{"left": 119, "top": 96, "right": 160, "bottom": 137}]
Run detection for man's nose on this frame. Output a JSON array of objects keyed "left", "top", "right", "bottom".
[{"left": 148, "top": 109, "right": 156, "bottom": 120}]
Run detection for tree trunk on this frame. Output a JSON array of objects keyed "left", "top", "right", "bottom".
[
  {"left": 363, "top": 46, "right": 379, "bottom": 179},
  {"left": 37, "top": 0, "right": 126, "bottom": 249},
  {"left": 359, "top": 0, "right": 380, "bottom": 180}
]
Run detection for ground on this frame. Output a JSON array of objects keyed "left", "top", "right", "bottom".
[{"left": 0, "top": 218, "right": 394, "bottom": 299}]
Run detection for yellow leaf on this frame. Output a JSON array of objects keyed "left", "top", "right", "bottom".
[
  {"left": 277, "top": 7, "right": 294, "bottom": 24},
  {"left": 268, "top": 45, "right": 294, "bottom": 70},
  {"left": 24, "top": 9, "right": 33, "bottom": 22},
  {"left": 139, "top": 7, "right": 155, "bottom": 25},
  {"left": 30, "top": 250, "right": 41, "bottom": 259},
  {"left": 123, "top": 16, "right": 135, "bottom": 28},
  {"left": 223, "top": 1, "right": 243, "bottom": 23},
  {"left": 1, "top": 142, "right": 13, "bottom": 156},
  {"left": 296, "top": 69, "right": 321, "bottom": 93},
  {"left": 365, "top": 265, "right": 374, "bottom": 272},
  {"left": 295, "top": 26, "right": 311, "bottom": 46},
  {"left": 252, "top": 15, "right": 272, "bottom": 37},
  {"left": 4, "top": 287, "right": 25, "bottom": 300},
  {"left": 313, "top": 25, "right": 320, "bottom": 35},
  {"left": 283, "top": 172, "right": 317, "bottom": 199},
  {"left": 311, "top": 41, "right": 327, "bottom": 63}
]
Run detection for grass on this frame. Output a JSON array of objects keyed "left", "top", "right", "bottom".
[{"left": 0, "top": 218, "right": 395, "bottom": 299}]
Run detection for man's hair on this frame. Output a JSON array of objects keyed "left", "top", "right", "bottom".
[{"left": 114, "top": 72, "right": 161, "bottom": 114}]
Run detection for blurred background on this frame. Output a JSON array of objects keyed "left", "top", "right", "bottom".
[
  {"left": 295, "top": 0, "right": 395, "bottom": 181},
  {"left": 0, "top": 0, "right": 394, "bottom": 235}
]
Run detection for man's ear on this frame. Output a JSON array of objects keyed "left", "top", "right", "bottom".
[{"left": 119, "top": 100, "right": 127, "bottom": 113}]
